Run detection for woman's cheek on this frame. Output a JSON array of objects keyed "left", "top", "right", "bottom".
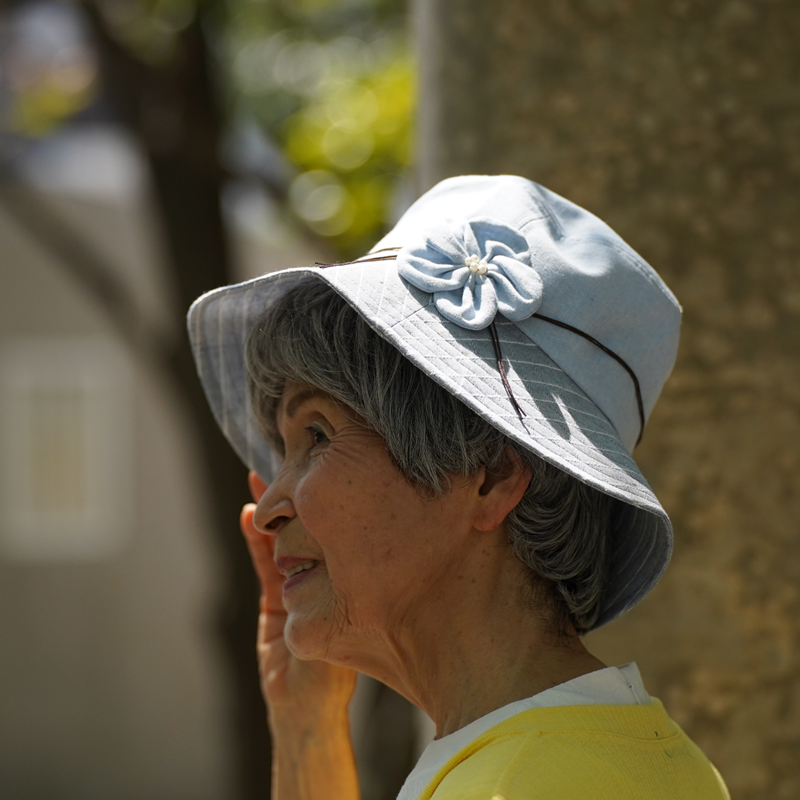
[
  {"left": 293, "top": 465, "right": 325, "bottom": 514},
  {"left": 293, "top": 473, "right": 344, "bottom": 547}
]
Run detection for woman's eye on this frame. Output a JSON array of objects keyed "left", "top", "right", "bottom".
[{"left": 308, "top": 426, "right": 328, "bottom": 448}]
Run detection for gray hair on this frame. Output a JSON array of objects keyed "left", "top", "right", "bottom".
[{"left": 245, "top": 277, "right": 619, "bottom": 633}]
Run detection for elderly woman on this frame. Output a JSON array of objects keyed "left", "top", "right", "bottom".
[{"left": 188, "top": 176, "right": 729, "bottom": 799}]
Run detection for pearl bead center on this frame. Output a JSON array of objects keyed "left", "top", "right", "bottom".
[{"left": 465, "top": 254, "right": 489, "bottom": 275}]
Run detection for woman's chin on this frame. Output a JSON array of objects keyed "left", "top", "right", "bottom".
[{"left": 284, "top": 615, "right": 336, "bottom": 661}]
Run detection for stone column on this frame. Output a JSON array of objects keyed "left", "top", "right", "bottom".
[{"left": 414, "top": 1, "right": 800, "bottom": 797}]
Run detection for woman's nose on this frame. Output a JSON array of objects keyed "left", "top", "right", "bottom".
[{"left": 252, "top": 474, "right": 295, "bottom": 536}]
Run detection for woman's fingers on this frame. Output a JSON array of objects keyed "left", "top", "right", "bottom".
[
  {"left": 241, "top": 471, "right": 282, "bottom": 606},
  {"left": 258, "top": 592, "right": 288, "bottom": 644},
  {"left": 240, "top": 502, "right": 285, "bottom": 613},
  {"left": 258, "top": 597, "right": 288, "bottom": 662}
]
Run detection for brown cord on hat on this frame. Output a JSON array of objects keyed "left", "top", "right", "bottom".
[
  {"left": 488, "top": 321, "right": 527, "bottom": 422},
  {"left": 315, "top": 247, "right": 401, "bottom": 268},
  {"left": 532, "top": 313, "right": 645, "bottom": 446}
]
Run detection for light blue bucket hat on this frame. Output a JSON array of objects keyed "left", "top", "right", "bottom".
[{"left": 188, "top": 175, "right": 681, "bottom": 629}]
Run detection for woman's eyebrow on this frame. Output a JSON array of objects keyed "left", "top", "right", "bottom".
[{"left": 283, "top": 388, "right": 330, "bottom": 419}]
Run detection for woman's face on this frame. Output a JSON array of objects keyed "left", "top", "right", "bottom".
[{"left": 253, "top": 381, "right": 480, "bottom": 667}]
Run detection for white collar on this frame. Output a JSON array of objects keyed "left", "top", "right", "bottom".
[{"left": 396, "top": 663, "right": 650, "bottom": 800}]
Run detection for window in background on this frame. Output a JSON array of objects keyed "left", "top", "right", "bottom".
[{"left": 0, "top": 336, "right": 133, "bottom": 560}]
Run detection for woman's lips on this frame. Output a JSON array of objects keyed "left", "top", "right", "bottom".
[{"left": 276, "top": 556, "right": 322, "bottom": 593}]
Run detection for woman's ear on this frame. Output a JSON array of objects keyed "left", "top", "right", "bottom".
[{"left": 473, "top": 447, "right": 531, "bottom": 532}]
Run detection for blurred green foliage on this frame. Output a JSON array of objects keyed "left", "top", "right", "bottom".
[
  {"left": 11, "top": 65, "right": 96, "bottom": 136},
  {"left": 5, "top": 2, "right": 99, "bottom": 136},
  {"left": 6, "top": 0, "right": 413, "bottom": 257},
  {"left": 226, "top": 0, "right": 413, "bottom": 256}
]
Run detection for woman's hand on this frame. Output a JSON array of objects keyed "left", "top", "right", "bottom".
[{"left": 240, "top": 471, "right": 358, "bottom": 800}]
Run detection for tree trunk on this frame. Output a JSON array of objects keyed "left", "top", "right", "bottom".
[
  {"left": 414, "top": 2, "right": 800, "bottom": 798},
  {"left": 86, "top": 8, "right": 273, "bottom": 798},
  {"left": 143, "top": 21, "right": 274, "bottom": 800}
]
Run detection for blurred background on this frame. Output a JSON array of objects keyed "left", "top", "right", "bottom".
[{"left": 0, "top": 1, "right": 798, "bottom": 799}]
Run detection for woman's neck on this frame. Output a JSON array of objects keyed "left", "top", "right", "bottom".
[{"left": 344, "top": 532, "right": 607, "bottom": 738}]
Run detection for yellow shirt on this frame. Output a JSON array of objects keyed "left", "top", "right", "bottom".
[{"left": 419, "top": 700, "right": 729, "bottom": 800}]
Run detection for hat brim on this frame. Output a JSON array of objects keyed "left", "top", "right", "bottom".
[{"left": 188, "top": 260, "right": 672, "bottom": 630}]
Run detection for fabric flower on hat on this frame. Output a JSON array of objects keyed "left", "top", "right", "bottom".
[{"left": 397, "top": 219, "right": 544, "bottom": 330}]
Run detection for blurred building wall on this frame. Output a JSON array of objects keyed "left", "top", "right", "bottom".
[
  {"left": 415, "top": 1, "right": 800, "bottom": 798},
  {"left": 0, "top": 184, "right": 235, "bottom": 800}
]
